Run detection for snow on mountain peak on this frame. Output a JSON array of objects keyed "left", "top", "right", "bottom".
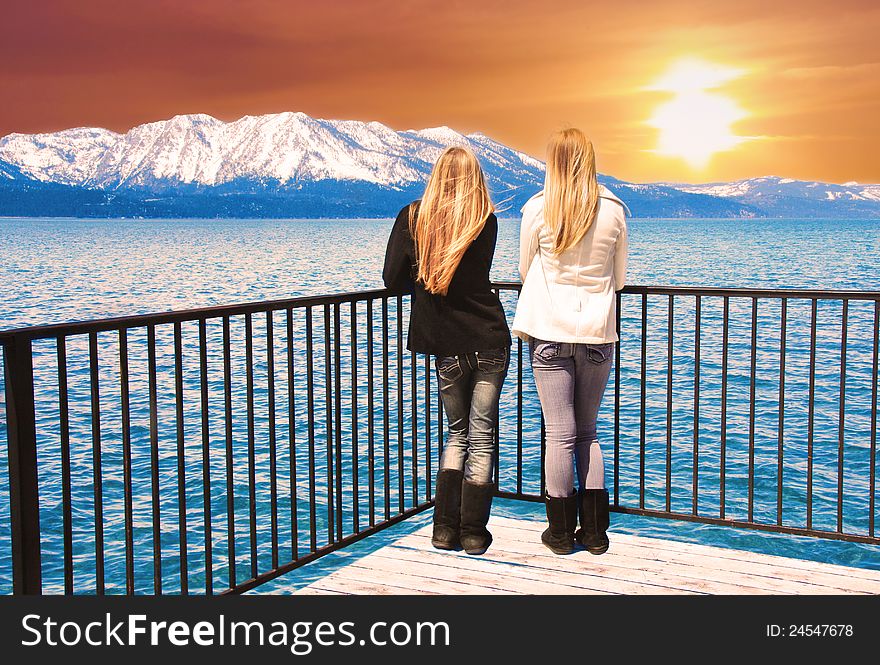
[
  {"left": 0, "top": 112, "right": 549, "bottom": 192},
  {"left": 405, "top": 126, "right": 469, "bottom": 146},
  {"left": 664, "top": 175, "right": 880, "bottom": 207},
  {"left": 1, "top": 115, "right": 456, "bottom": 189}
]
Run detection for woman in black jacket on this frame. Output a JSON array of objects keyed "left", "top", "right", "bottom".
[{"left": 383, "top": 146, "right": 511, "bottom": 555}]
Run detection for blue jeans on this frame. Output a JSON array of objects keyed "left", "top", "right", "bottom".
[
  {"left": 530, "top": 339, "right": 614, "bottom": 497},
  {"left": 435, "top": 347, "right": 510, "bottom": 484}
]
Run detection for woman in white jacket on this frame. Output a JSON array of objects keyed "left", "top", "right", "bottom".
[{"left": 512, "top": 128, "right": 629, "bottom": 555}]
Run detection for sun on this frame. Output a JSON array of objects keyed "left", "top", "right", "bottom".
[{"left": 647, "top": 58, "right": 749, "bottom": 170}]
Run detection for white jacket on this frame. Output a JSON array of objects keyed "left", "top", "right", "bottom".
[{"left": 511, "top": 186, "right": 629, "bottom": 344}]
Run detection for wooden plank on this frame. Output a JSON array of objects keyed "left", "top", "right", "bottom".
[
  {"left": 401, "top": 534, "right": 778, "bottom": 595},
  {"left": 478, "top": 533, "right": 847, "bottom": 595},
  {"left": 460, "top": 522, "right": 878, "bottom": 594},
  {"left": 327, "top": 561, "right": 511, "bottom": 595},
  {"left": 379, "top": 544, "right": 698, "bottom": 595},
  {"left": 491, "top": 517, "right": 880, "bottom": 585},
  {"left": 294, "top": 585, "right": 348, "bottom": 595},
  {"left": 586, "top": 539, "right": 880, "bottom": 594},
  {"left": 348, "top": 548, "right": 610, "bottom": 595},
  {"left": 295, "top": 575, "right": 432, "bottom": 596}
]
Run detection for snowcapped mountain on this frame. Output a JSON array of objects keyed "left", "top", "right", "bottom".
[
  {"left": 0, "top": 113, "right": 877, "bottom": 218},
  {"left": 662, "top": 176, "right": 880, "bottom": 217},
  {"left": 666, "top": 176, "right": 880, "bottom": 202},
  {"left": 0, "top": 112, "right": 542, "bottom": 194}
]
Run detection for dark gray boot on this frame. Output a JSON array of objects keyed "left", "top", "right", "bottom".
[
  {"left": 459, "top": 479, "right": 495, "bottom": 555},
  {"left": 541, "top": 492, "right": 578, "bottom": 555},
  {"left": 432, "top": 468, "right": 463, "bottom": 550},
  {"left": 575, "top": 488, "right": 610, "bottom": 555}
]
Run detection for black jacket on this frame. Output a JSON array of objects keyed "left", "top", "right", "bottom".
[{"left": 382, "top": 202, "right": 511, "bottom": 357}]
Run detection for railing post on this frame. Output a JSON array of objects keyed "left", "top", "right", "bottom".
[{"left": 3, "top": 335, "right": 42, "bottom": 594}]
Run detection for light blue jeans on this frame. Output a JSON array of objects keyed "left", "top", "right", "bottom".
[
  {"left": 435, "top": 347, "right": 510, "bottom": 483},
  {"left": 530, "top": 339, "right": 614, "bottom": 498}
]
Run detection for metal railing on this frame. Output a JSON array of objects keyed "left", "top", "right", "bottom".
[
  {"left": 1, "top": 291, "right": 440, "bottom": 595},
  {"left": 1, "top": 283, "right": 879, "bottom": 595},
  {"left": 491, "top": 284, "right": 879, "bottom": 547},
  {"left": 608, "top": 285, "right": 878, "bottom": 544}
]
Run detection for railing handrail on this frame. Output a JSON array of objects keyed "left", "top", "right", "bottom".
[
  {"left": 0, "top": 287, "right": 391, "bottom": 343},
  {"left": 494, "top": 281, "right": 880, "bottom": 300},
  {"left": 3, "top": 283, "right": 879, "bottom": 343}
]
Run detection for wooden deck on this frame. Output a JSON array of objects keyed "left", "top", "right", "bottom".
[{"left": 290, "top": 515, "right": 880, "bottom": 595}]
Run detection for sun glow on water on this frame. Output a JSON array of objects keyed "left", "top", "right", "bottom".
[{"left": 648, "top": 58, "right": 749, "bottom": 169}]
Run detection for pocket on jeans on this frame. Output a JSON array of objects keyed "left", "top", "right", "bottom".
[
  {"left": 586, "top": 342, "right": 614, "bottom": 364},
  {"left": 533, "top": 340, "right": 561, "bottom": 362},
  {"left": 475, "top": 347, "right": 508, "bottom": 373},
  {"left": 435, "top": 355, "right": 463, "bottom": 382}
]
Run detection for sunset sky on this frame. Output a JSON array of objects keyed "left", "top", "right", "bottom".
[{"left": 2, "top": 0, "right": 879, "bottom": 183}]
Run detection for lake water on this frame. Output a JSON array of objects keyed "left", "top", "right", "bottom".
[
  {"left": 2, "top": 217, "right": 879, "bottom": 328},
  {"left": 1, "top": 216, "right": 879, "bottom": 594}
]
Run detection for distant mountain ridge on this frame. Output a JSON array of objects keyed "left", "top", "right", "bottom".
[
  {"left": 0, "top": 112, "right": 877, "bottom": 218},
  {"left": 661, "top": 176, "right": 880, "bottom": 218}
]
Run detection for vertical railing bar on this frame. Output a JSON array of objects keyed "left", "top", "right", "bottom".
[
  {"left": 437, "top": 364, "right": 444, "bottom": 463},
  {"left": 245, "top": 312, "right": 258, "bottom": 579},
  {"left": 334, "top": 303, "right": 343, "bottom": 542},
  {"left": 639, "top": 292, "right": 647, "bottom": 509},
  {"left": 396, "top": 295, "right": 404, "bottom": 514},
  {"left": 807, "top": 299, "right": 817, "bottom": 530},
  {"left": 350, "top": 302, "right": 360, "bottom": 532},
  {"left": 516, "top": 336, "right": 523, "bottom": 497},
  {"left": 720, "top": 296, "right": 729, "bottom": 520},
  {"left": 411, "top": 349, "right": 419, "bottom": 504},
  {"left": 58, "top": 336, "right": 74, "bottom": 594},
  {"left": 323, "top": 304, "right": 334, "bottom": 543},
  {"left": 693, "top": 295, "right": 701, "bottom": 516},
  {"left": 118, "top": 330, "right": 134, "bottom": 595},
  {"left": 540, "top": 413, "right": 546, "bottom": 498},
  {"left": 266, "top": 311, "right": 279, "bottom": 569},
  {"left": 869, "top": 299, "right": 878, "bottom": 539},
  {"left": 88, "top": 332, "right": 105, "bottom": 594},
  {"left": 305, "top": 307, "right": 317, "bottom": 552},
  {"left": 837, "top": 299, "right": 848, "bottom": 533},
  {"left": 367, "top": 299, "right": 376, "bottom": 527},
  {"left": 3, "top": 335, "right": 42, "bottom": 594},
  {"left": 382, "top": 297, "right": 391, "bottom": 521},
  {"left": 748, "top": 298, "right": 758, "bottom": 522},
  {"left": 541, "top": 416, "right": 547, "bottom": 497},
  {"left": 613, "top": 290, "right": 621, "bottom": 506},
  {"left": 147, "top": 324, "right": 162, "bottom": 594},
  {"left": 198, "top": 319, "right": 213, "bottom": 595},
  {"left": 424, "top": 353, "right": 432, "bottom": 501},
  {"left": 666, "top": 294, "right": 673, "bottom": 512},
  {"left": 286, "top": 308, "right": 298, "bottom": 560},
  {"left": 173, "top": 321, "right": 188, "bottom": 594},
  {"left": 221, "top": 317, "right": 235, "bottom": 590},
  {"left": 437, "top": 348, "right": 444, "bottom": 498},
  {"left": 776, "top": 299, "right": 787, "bottom": 527}
]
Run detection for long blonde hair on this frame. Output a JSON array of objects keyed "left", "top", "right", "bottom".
[
  {"left": 409, "top": 146, "right": 494, "bottom": 295},
  {"left": 543, "top": 128, "right": 600, "bottom": 254}
]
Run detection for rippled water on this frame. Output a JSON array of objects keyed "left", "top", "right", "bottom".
[{"left": 1, "top": 216, "right": 879, "bottom": 594}]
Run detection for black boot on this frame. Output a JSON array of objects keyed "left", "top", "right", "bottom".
[
  {"left": 575, "top": 488, "right": 610, "bottom": 555},
  {"left": 459, "top": 479, "right": 495, "bottom": 555},
  {"left": 541, "top": 492, "right": 578, "bottom": 555},
  {"left": 432, "top": 468, "right": 463, "bottom": 550}
]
